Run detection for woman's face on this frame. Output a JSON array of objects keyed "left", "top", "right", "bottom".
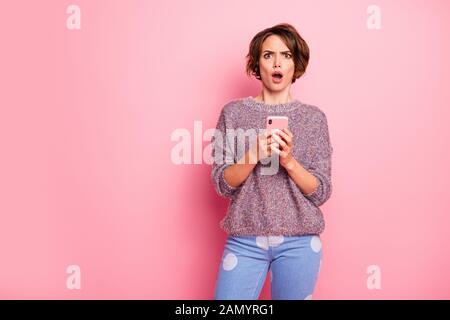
[{"left": 258, "top": 35, "right": 295, "bottom": 92}]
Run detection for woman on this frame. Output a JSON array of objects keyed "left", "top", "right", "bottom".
[{"left": 211, "top": 23, "right": 333, "bottom": 300}]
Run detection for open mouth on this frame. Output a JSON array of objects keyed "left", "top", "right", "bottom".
[
  {"left": 271, "top": 71, "right": 283, "bottom": 82},
  {"left": 272, "top": 72, "right": 283, "bottom": 78}
]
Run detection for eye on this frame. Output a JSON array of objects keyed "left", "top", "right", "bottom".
[
  {"left": 284, "top": 53, "right": 292, "bottom": 58},
  {"left": 263, "top": 53, "right": 272, "bottom": 59}
]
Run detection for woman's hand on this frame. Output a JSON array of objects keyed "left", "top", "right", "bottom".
[
  {"left": 270, "top": 128, "right": 296, "bottom": 170},
  {"left": 248, "top": 130, "right": 275, "bottom": 163}
]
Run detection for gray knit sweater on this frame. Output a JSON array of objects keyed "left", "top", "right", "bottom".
[{"left": 211, "top": 96, "right": 333, "bottom": 236}]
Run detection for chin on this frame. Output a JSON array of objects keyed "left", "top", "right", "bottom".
[{"left": 264, "top": 83, "right": 287, "bottom": 91}]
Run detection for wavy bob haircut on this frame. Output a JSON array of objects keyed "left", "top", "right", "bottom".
[{"left": 246, "top": 23, "right": 310, "bottom": 83}]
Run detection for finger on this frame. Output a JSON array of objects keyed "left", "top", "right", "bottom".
[
  {"left": 269, "top": 141, "right": 278, "bottom": 149},
  {"left": 272, "top": 134, "right": 287, "bottom": 148},
  {"left": 270, "top": 144, "right": 281, "bottom": 155},
  {"left": 279, "top": 131, "right": 292, "bottom": 142},
  {"left": 276, "top": 130, "right": 292, "bottom": 145},
  {"left": 272, "top": 128, "right": 282, "bottom": 135}
]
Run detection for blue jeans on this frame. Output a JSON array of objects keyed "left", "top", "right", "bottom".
[{"left": 214, "top": 235, "right": 322, "bottom": 300}]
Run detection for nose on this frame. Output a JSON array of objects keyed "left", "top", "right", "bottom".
[{"left": 273, "top": 53, "right": 281, "bottom": 68}]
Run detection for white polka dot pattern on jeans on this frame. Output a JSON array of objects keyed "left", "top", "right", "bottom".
[
  {"left": 223, "top": 253, "right": 238, "bottom": 271},
  {"left": 268, "top": 236, "right": 284, "bottom": 247},
  {"left": 256, "top": 236, "right": 285, "bottom": 250},
  {"left": 310, "top": 236, "right": 322, "bottom": 253},
  {"left": 256, "top": 237, "right": 269, "bottom": 250}
]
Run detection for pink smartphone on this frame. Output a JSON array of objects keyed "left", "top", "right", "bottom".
[{"left": 266, "top": 116, "right": 289, "bottom": 134}]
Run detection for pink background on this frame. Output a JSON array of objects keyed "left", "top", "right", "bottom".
[{"left": 0, "top": 0, "right": 449, "bottom": 299}]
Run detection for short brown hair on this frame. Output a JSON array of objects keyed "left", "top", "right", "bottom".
[{"left": 245, "top": 23, "right": 310, "bottom": 83}]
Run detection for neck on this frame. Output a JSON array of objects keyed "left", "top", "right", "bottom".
[{"left": 255, "top": 87, "right": 293, "bottom": 105}]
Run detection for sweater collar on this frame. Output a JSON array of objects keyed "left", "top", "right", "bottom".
[{"left": 242, "top": 96, "right": 302, "bottom": 112}]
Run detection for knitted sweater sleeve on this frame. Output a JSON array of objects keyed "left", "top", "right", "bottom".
[
  {"left": 303, "top": 110, "right": 333, "bottom": 207},
  {"left": 210, "top": 107, "right": 242, "bottom": 198}
]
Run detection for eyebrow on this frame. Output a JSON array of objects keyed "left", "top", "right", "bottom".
[{"left": 262, "top": 50, "right": 292, "bottom": 54}]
